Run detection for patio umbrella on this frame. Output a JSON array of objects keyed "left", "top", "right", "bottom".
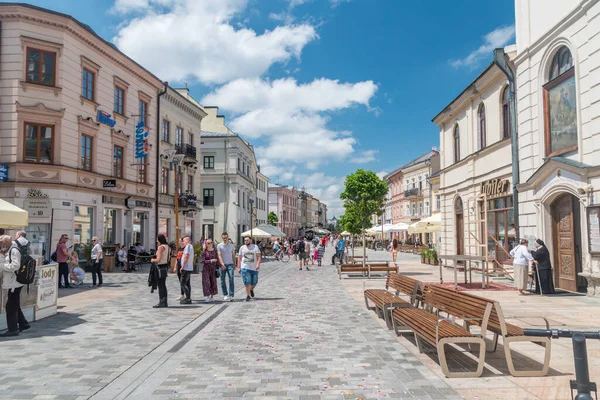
[
  {"left": 339, "top": 231, "right": 351, "bottom": 236},
  {"left": 0, "top": 199, "right": 28, "bottom": 228},
  {"left": 242, "top": 224, "right": 286, "bottom": 238},
  {"left": 388, "top": 223, "right": 409, "bottom": 232}
]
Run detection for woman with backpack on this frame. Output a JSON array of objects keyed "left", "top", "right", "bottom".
[{"left": 0, "top": 232, "right": 31, "bottom": 337}]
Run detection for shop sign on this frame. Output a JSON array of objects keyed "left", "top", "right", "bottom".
[
  {"left": 0, "top": 163, "right": 8, "bottom": 181},
  {"left": 126, "top": 196, "right": 136, "bottom": 209},
  {"left": 102, "top": 196, "right": 126, "bottom": 206},
  {"left": 24, "top": 197, "right": 52, "bottom": 218},
  {"left": 135, "top": 120, "right": 149, "bottom": 159},
  {"left": 36, "top": 264, "right": 58, "bottom": 310},
  {"left": 480, "top": 179, "right": 509, "bottom": 198},
  {"left": 62, "top": 201, "right": 71, "bottom": 207},
  {"left": 97, "top": 110, "right": 116, "bottom": 128},
  {"left": 588, "top": 206, "right": 600, "bottom": 255},
  {"left": 136, "top": 200, "right": 152, "bottom": 208},
  {"left": 103, "top": 179, "right": 117, "bottom": 188}
]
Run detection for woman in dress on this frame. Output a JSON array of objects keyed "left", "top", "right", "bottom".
[
  {"left": 509, "top": 238, "right": 534, "bottom": 295},
  {"left": 531, "top": 239, "right": 555, "bottom": 295},
  {"left": 150, "top": 234, "right": 170, "bottom": 308},
  {"left": 390, "top": 238, "right": 399, "bottom": 263},
  {"left": 201, "top": 238, "right": 219, "bottom": 302}
]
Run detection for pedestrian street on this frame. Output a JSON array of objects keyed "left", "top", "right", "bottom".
[{"left": 0, "top": 246, "right": 459, "bottom": 400}]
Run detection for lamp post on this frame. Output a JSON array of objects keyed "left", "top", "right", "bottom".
[{"left": 248, "top": 197, "right": 254, "bottom": 241}]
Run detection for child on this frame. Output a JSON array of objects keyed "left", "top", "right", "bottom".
[
  {"left": 69, "top": 251, "right": 85, "bottom": 285},
  {"left": 317, "top": 243, "right": 325, "bottom": 266}
]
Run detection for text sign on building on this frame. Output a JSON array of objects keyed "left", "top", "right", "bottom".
[
  {"left": 97, "top": 110, "right": 116, "bottom": 128},
  {"left": 0, "top": 163, "right": 8, "bottom": 182},
  {"left": 480, "top": 179, "right": 510, "bottom": 198},
  {"left": 36, "top": 264, "right": 58, "bottom": 311},
  {"left": 103, "top": 179, "right": 117, "bottom": 188},
  {"left": 24, "top": 198, "right": 51, "bottom": 218},
  {"left": 135, "top": 120, "right": 149, "bottom": 159}
]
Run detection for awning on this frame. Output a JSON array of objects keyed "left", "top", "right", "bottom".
[
  {"left": 408, "top": 213, "right": 441, "bottom": 233},
  {"left": 242, "top": 224, "right": 286, "bottom": 238},
  {"left": 388, "top": 223, "right": 409, "bottom": 232},
  {"left": 0, "top": 199, "right": 28, "bottom": 228},
  {"left": 339, "top": 231, "right": 351, "bottom": 236}
]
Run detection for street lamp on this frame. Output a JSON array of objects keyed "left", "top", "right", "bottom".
[{"left": 248, "top": 196, "right": 255, "bottom": 241}]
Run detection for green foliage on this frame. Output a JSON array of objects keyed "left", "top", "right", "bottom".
[
  {"left": 267, "top": 211, "right": 279, "bottom": 226},
  {"left": 339, "top": 210, "right": 363, "bottom": 236},
  {"left": 340, "top": 169, "right": 388, "bottom": 230},
  {"left": 420, "top": 249, "right": 428, "bottom": 258},
  {"left": 430, "top": 248, "right": 438, "bottom": 260},
  {"left": 193, "top": 242, "right": 203, "bottom": 264},
  {"left": 74, "top": 242, "right": 92, "bottom": 264}
]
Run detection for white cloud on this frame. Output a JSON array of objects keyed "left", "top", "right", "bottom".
[
  {"left": 305, "top": 183, "right": 345, "bottom": 218},
  {"left": 202, "top": 77, "right": 378, "bottom": 165},
  {"left": 450, "top": 25, "right": 515, "bottom": 68},
  {"left": 376, "top": 170, "right": 388, "bottom": 179},
  {"left": 112, "top": 0, "right": 317, "bottom": 84},
  {"left": 350, "top": 150, "right": 377, "bottom": 164},
  {"left": 288, "top": 0, "right": 351, "bottom": 9}
]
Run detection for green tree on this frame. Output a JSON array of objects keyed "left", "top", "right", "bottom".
[
  {"left": 340, "top": 169, "right": 388, "bottom": 267},
  {"left": 339, "top": 209, "right": 363, "bottom": 259},
  {"left": 267, "top": 211, "right": 279, "bottom": 226}
]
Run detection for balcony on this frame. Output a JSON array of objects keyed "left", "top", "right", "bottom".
[
  {"left": 178, "top": 193, "right": 198, "bottom": 209},
  {"left": 175, "top": 144, "right": 197, "bottom": 163},
  {"left": 404, "top": 188, "right": 423, "bottom": 198}
]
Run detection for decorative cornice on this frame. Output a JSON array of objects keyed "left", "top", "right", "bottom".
[{"left": 16, "top": 101, "right": 65, "bottom": 117}]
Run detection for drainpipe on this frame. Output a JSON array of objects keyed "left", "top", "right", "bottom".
[
  {"left": 493, "top": 48, "right": 520, "bottom": 241},
  {"left": 224, "top": 139, "right": 229, "bottom": 237},
  {"left": 154, "top": 82, "right": 169, "bottom": 239}
]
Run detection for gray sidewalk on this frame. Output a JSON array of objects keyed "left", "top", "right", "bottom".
[{"left": 0, "top": 248, "right": 459, "bottom": 400}]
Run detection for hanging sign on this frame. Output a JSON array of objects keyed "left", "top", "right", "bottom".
[
  {"left": 135, "top": 121, "right": 149, "bottom": 159},
  {"left": 97, "top": 110, "right": 116, "bottom": 127},
  {"left": 0, "top": 163, "right": 8, "bottom": 181}
]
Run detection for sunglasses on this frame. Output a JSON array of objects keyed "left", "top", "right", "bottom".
[{"left": 206, "top": 241, "right": 213, "bottom": 244}]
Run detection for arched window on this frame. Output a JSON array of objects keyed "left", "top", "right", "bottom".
[
  {"left": 502, "top": 86, "right": 511, "bottom": 138},
  {"left": 453, "top": 124, "right": 460, "bottom": 163},
  {"left": 544, "top": 45, "right": 576, "bottom": 156},
  {"left": 455, "top": 196, "right": 463, "bottom": 213},
  {"left": 478, "top": 103, "right": 486, "bottom": 149}
]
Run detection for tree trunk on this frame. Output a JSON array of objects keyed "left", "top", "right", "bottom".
[
  {"left": 352, "top": 235, "right": 355, "bottom": 259},
  {"left": 362, "top": 222, "right": 366, "bottom": 270}
]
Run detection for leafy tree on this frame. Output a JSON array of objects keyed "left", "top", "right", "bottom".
[
  {"left": 340, "top": 169, "right": 388, "bottom": 267},
  {"left": 267, "top": 211, "right": 279, "bottom": 226},
  {"left": 339, "top": 209, "right": 363, "bottom": 258}
]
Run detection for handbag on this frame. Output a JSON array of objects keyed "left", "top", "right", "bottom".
[{"left": 215, "top": 266, "right": 221, "bottom": 278}]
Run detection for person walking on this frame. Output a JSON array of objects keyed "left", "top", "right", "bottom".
[
  {"left": 201, "top": 237, "right": 219, "bottom": 303},
  {"left": 0, "top": 233, "right": 31, "bottom": 337},
  {"left": 90, "top": 237, "right": 103, "bottom": 287},
  {"left": 390, "top": 238, "right": 399, "bottom": 263},
  {"left": 217, "top": 232, "right": 236, "bottom": 302},
  {"left": 174, "top": 238, "right": 185, "bottom": 301},
  {"left": 331, "top": 234, "right": 346, "bottom": 265},
  {"left": 56, "top": 234, "right": 71, "bottom": 288},
  {"left": 316, "top": 242, "right": 325, "bottom": 266},
  {"left": 179, "top": 236, "right": 195, "bottom": 304},
  {"left": 116, "top": 244, "right": 127, "bottom": 272},
  {"left": 510, "top": 239, "right": 534, "bottom": 295},
  {"left": 297, "top": 237, "right": 309, "bottom": 271},
  {"left": 150, "top": 234, "right": 170, "bottom": 308},
  {"left": 238, "top": 236, "right": 261, "bottom": 301},
  {"left": 531, "top": 239, "right": 556, "bottom": 295}
]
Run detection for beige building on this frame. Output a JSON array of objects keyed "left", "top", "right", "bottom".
[
  {"left": 434, "top": 59, "right": 514, "bottom": 268},
  {"left": 0, "top": 4, "right": 163, "bottom": 256},
  {"left": 156, "top": 87, "right": 206, "bottom": 243},
  {"left": 255, "top": 171, "right": 269, "bottom": 226}
]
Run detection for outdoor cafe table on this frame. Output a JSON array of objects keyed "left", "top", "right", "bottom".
[{"left": 438, "top": 254, "right": 489, "bottom": 289}]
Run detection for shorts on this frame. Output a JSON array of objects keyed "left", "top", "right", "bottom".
[
  {"left": 241, "top": 269, "right": 259, "bottom": 286},
  {"left": 299, "top": 251, "right": 308, "bottom": 260}
]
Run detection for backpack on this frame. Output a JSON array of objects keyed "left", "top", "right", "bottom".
[
  {"left": 50, "top": 243, "right": 59, "bottom": 262},
  {"left": 9, "top": 242, "right": 36, "bottom": 287},
  {"left": 296, "top": 241, "right": 305, "bottom": 254}
]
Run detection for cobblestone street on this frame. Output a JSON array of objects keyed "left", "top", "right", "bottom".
[{"left": 0, "top": 247, "right": 459, "bottom": 400}]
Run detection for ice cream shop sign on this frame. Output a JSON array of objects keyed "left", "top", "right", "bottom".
[{"left": 480, "top": 179, "right": 510, "bottom": 198}]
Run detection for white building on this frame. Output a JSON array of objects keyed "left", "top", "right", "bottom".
[
  {"left": 156, "top": 87, "right": 206, "bottom": 243},
  {"left": 255, "top": 171, "right": 269, "bottom": 226},
  {"left": 514, "top": 0, "right": 600, "bottom": 295},
  {"left": 0, "top": 3, "right": 162, "bottom": 256}
]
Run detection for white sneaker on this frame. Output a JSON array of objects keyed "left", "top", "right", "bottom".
[
  {"left": 223, "top": 296, "right": 229, "bottom": 301},
  {"left": 229, "top": 297, "right": 234, "bottom": 302},
  {"left": 177, "top": 295, "right": 185, "bottom": 301},
  {"left": 204, "top": 297, "right": 211, "bottom": 303}
]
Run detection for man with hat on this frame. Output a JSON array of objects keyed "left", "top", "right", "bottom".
[{"left": 56, "top": 234, "right": 71, "bottom": 288}]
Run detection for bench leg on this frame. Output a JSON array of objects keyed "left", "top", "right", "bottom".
[
  {"left": 363, "top": 295, "right": 376, "bottom": 311},
  {"left": 490, "top": 333, "right": 499, "bottom": 353},
  {"left": 437, "top": 337, "right": 486, "bottom": 378},
  {"left": 503, "top": 336, "right": 551, "bottom": 377}
]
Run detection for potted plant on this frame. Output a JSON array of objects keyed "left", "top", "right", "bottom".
[
  {"left": 430, "top": 248, "right": 438, "bottom": 266},
  {"left": 420, "top": 249, "right": 427, "bottom": 264}
]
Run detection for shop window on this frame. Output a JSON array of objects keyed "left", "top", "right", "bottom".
[
  {"left": 114, "top": 86, "right": 125, "bottom": 115},
  {"left": 454, "top": 124, "right": 460, "bottom": 162},
  {"left": 544, "top": 46, "right": 576, "bottom": 157},
  {"left": 24, "top": 123, "right": 53, "bottom": 164},
  {"left": 478, "top": 103, "right": 486, "bottom": 149},
  {"left": 113, "top": 145, "right": 124, "bottom": 178},
  {"left": 74, "top": 206, "right": 94, "bottom": 245},
  {"left": 103, "top": 208, "right": 117, "bottom": 244},
  {"left": 80, "top": 135, "right": 92, "bottom": 171},
  {"left": 203, "top": 188, "right": 215, "bottom": 206},
  {"left": 26, "top": 48, "right": 56, "bottom": 86},
  {"left": 502, "top": 86, "right": 511, "bottom": 138}
]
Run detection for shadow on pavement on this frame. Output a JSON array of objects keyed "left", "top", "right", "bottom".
[{"left": 0, "top": 312, "right": 86, "bottom": 341}]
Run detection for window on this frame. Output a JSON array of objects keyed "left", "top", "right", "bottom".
[
  {"left": 80, "top": 135, "right": 92, "bottom": 171},
  {"left": 478, "top": 103, "right": 486, "bottom": 149},
  {"left": 502, "top": 86, "right": 511, "bottom": 138},
  {"left": 175, "top": 127, "right": 183, "bottom": 146},
  {"left": 243, "top": 192, "right": 246, "bottom": 209},
  {"left": 26, "top": 48, "right": 55, "bottom": 86},
  {"left": 237, "top": 190, "right": 240, "bottom": 206},
  {"left": 418, "top": 176, "right": 423, "bottom": 191},
  {"left": 412, "top": 178, "right": 416, "bottom": 189},
  {"left": 203, "top": 188, "right": 215, "bottom": 206},
  {"left": 411, "top": 203, "right": 416, "bottom": 216},
  {"left": 114, "top": 86, "right": 125, "bottom": 115},
  {"left": 204, "top": 156, "right": 214, "bottom": 169},
  {"left": 137, "top": 163, "right": 146, "bottom": 184},
  {"left": 425, "top": 201, "right": 430, "bottom": 215},
  {"left": 237, "top": 158, "right": 240, "bottom": 170},
  {"left": 113, "top": 146, "right": 123, "bottom": 178},
  {"left": 161, "top": 168, "right": 169, "bottom": 194},
  {"left": 436, "top": 195, "right": 441, "bottom": 212},
  {"left": 176, "top": 171, "right": 182, "bottom": 196},
  {"left": 24, "top": 123, "right": 53, "bottom": 163},
  {"left": 139, "top": 100, "right": 148, "bottom": 127},
  {"left": 81, "top": 68, "right": 95, "bottom": 101},
  {"left": 188, "top": 132, "right": 194, "bottom": 147},
  {"left": 162, "top": 120, "right": 170, "bottom": 142},
  {"left": 418, "top": 202, "right": 423, "bottom": 216},
  {"left": 187, "top": 175, "right": 193, "bottom": 193},
  {"left": 247, "top": 165, "right": 250, "bottom": 176},
  {"left": 544, "top": 46, "right": 576, "bottom": 157},
  {"left": 453, "top": 124, "right": 460, "bottom": 162}
]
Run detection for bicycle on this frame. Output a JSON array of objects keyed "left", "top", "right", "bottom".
[
  {"left": 524, "top": 328, "right": 600, "bottom": 400},
  {"left": 275, "top": 249, "right": 290, "bottom": 263}
]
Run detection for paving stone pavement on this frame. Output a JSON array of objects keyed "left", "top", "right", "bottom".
[{"left": 0, "top": 247, "right": 460, "bottom": 400}]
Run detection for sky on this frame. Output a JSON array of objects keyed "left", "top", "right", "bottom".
[{"left": 10, "top": 0, "right": 516, "bottom": 217}]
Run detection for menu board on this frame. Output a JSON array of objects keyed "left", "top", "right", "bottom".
[{"left": 588, "top": 206, "right": 600, "bottom": 255}]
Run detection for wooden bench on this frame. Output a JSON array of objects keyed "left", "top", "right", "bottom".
[
  {"left": 364, "top": 273, "right": 423, "bottom": 328},
  {"left": 391, "top": 285, "right": 487, "bottom": 378},
  {"left": 337, "top": 262, "right": 399, "bottom": 279},
  {"left": 421, "top": 285, "right": 551, "bottom": 377}
]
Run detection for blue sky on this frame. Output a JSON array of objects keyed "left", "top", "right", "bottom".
[{"left": 9, "top": 0, "right": 515, "bottom": 216}]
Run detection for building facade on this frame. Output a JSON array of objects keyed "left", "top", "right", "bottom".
[
  {"left": 268, "top": 185, "right": 298, "bottom": 238},
  {"left": 386, "top": 168, "right": 405, "bottom": 239},
  {"left": 434, "top": 60, "right": 515, "bottom": 268},
  {"left": 156, "top": 87, "right": 206, "bottom": 243},
  {"left": 513, "top": 0, "right": 600, "bottom": 295},
  {"left": 255, "top": 171, "right": 269, "bottom": 226},
  {"left": 318, "top": 203, "right": 328, "bottom": 228},
  {"left": 0, "top": 4, "right": 163, "bottom": 257}
]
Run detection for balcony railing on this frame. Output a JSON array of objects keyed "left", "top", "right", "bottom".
[
  {"left": 178, "top": 192, "right": 198, "bottom": 209},
  {"left": 404, "top": 188, "right": 422, "bottom": 198},
  {"left": 175, "top": 144, "right": 197, "bottom": 161}
]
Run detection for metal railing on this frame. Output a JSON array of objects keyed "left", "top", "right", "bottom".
[
  {"left": 175, "top": 144, "right": 197, "bottom": 160},
  {"left": 404, "top": 188, "right": 422, "bottom": 197}
]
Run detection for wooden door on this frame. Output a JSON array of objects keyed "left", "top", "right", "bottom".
[
  {"left": 552, "top": 194, "right": 578, "bottom": 292},
  {"left": 456, "top": 213, "right": 464, "bottom": 256}
]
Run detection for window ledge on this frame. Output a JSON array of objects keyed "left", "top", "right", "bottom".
[
  {"left": 114, "top": 113, "right": 129, "bottom": 123},
  {"left": 80, "top": 96, "right": 99, "bottom": 110},
  {"left": 20, "top": 81, "right": 62, "bottom": 96}
]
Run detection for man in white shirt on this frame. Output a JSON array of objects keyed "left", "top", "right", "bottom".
[
  {"left": 217, "top": 232, "right": 236, "bottom": 301},
  {"left": 180, "top": 236, "right": 194, "bottom": 304},
  {"left": 91, "top": 237, "right": 103, "bottom": 287},
  {"left": 237, "top": 236, "right": 261, "bottom": 302}
]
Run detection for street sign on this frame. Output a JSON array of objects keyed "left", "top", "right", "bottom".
[
  {"left": 103, "top": 179, "right": 117, "bottom": 188},
  {"left": 24, "top": 198, "right": 52, "bottom": 218}
]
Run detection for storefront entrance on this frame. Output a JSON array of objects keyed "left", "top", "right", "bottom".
[{"left": 551, "top": 193, "right": 584, "bottom": 292}]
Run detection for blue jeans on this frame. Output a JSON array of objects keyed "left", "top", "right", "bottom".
[
  {"left": 220, "top": 264, "right": 235, "bottom": 296},
  {"left": 241, "top": 269, "right": 259, "bottom": 287}
]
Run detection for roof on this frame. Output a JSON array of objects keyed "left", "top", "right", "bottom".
[
  {"left": 201, "top": 131, "right": 237, "bottom": 138},
  {"left": 548, "top": 156, "right": 591, "bottom": 169},
  {"left": 0, "top": 2, "right": 163, "bottom": 87},
  {"left": 400, "top": 149, "right": 439, "bottom": 170},
  {"left": 525, "top": 156, "right": 598, "bottom": 186}
]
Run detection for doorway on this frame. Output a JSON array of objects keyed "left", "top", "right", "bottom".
[
  {"left": 551, "top": 193, "right": 585, "bottom": 292},
  {"left": 455, "top": 197, "right": 464, "bottom": 260}
]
